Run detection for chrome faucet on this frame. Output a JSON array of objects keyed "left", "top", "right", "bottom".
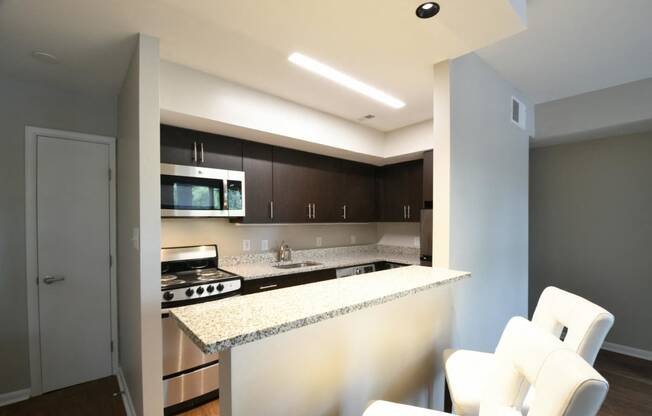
[{"left": 278, "top": 241, "right": 292, "bottom": 262}]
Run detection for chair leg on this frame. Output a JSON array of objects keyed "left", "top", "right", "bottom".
[{"left": 444, "top": 378, "right": 452, "bottom": 412}]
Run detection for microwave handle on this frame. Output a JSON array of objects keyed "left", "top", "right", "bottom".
[
  {"left": 200, "top": 142, "right": 205, "bottom": 164},
  {"left": 193, "top": 142, "right": 198, "bottom": 162}
]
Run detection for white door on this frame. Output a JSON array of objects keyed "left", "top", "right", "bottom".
[{"left": 36, "top": 135, "right": 113, "bottom": 392}]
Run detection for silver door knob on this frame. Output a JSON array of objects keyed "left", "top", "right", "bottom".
[{"left": 43, "top": 276, "right": 66, "bottom": 284}]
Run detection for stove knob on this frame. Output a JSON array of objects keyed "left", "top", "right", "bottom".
[
  {"left": 206, "top": 285, "right": 214, "bottom": 293},
  {"left": 185, "top": 288, "right": 194, "bottom": 297},
  {"left": 163, "top": 292, "right": 174, "bottom": 301},
  {"left": 196, "top": 286, "right": 205, "bottom": 295},
  {"left": 216, "top": 283, "right": 224, "bottom": 292}
]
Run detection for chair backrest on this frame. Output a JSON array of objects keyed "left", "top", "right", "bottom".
[
  {"left": 531, "top": 287, "right": 614, "bottom": 364},
  {"left": 480, "top": 317, "right": 609, "bottom": 416}
]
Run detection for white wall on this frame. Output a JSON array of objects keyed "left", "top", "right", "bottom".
[
  {"left": 384, "top": 120, "right": 433, "bottom": 163},
  {"left": 160, "top": 61, "right": 387, "bottom": 162},
  {"left": 535, "top": 77, "right": 652, "bottom": 146},
  {"left": 0, "top": 74, "right": 116, "bottom": 395},
  {"left": 434, "top": 53, "right": 531, "bottom": 352},
  {"left": 116, "top": 34, "right": 163, "bottom": 416}
]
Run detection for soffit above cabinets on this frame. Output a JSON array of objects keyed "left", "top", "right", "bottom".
[{"left": 0, "top": 0, "right": 526, "bottom": 132}]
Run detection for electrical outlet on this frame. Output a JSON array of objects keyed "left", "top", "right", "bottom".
[
  {"left": 350, "top": 235, "right": 357, "bottom": 244},
  {"left": 414, "top": 237, "right": 420, "bottom": 247},
  {"left": 242, "top": 239, "right": 251, "bottom": 252},
  {"left": 261, "top": 240, "right": 269, "bottom": 251},
  {"left": 316, "top": 236, "right": 323, "bottom": 247}
]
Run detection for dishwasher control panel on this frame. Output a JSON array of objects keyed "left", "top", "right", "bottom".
[{"left": 336, "top": 264, "right": 376, "bottom": 278}]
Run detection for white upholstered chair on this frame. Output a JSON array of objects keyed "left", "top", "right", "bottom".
[
  {"left": 444, "top": 287, "right": 614, "bottom": 415},
  {"left": 362, "top": 317, "right": 609, "bottom": 416}
]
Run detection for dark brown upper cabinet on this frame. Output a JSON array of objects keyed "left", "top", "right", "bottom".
[
  {"left": 377, "top": 159, "right": 423, "bottom": 222},
  {"left": 240, "top": 141, "right": 274, "bottom": 223},
  {"left": 160, "top": 125, "right": 242, "bottom": 171},
  {"left": 272, "top": 147, "right": 340, "bottom": 223},
  {"left": 423, "top": 150, "right": 433, "bottom": 207},
  {"left": 339, "top": 160, "right": 376, "bottom": 222}
]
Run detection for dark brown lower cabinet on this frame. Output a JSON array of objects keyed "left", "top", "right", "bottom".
[{"left": 242, "top": 268, "right": 337, "bottom": 295}]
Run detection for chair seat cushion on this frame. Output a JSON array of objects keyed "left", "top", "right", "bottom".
[
  {"left": 443, "top": 349, "right": 497, "bottom": 416},
  {"left": 363, "top": 400, "right": 448, "bottom": 416}
]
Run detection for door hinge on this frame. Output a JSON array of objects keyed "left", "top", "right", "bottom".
[
  {"left": 109, "top": 254, "right": 113, "bottom": 268},
  {"left": 36, "top": 276, "right": 39, "bottom": 285},
  {"left": 110, "top": 341, "right": 114, "bottom": 352},
  {"left": 108, "top": 168, "right": 112, "bottom": 181}
]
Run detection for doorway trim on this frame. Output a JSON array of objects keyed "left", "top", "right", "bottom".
[{"left": 25, "top": 126, "right": 118, "bottom": 396}]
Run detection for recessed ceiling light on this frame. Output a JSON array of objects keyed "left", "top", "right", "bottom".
[
  {"left": 416, "top": 2, "right": 440, "bottom": 19},
  {"left": 31, "top": 50, "right": 59, "bottom": 64},
  {"left": 288, "top": 52, "right": 406, "bottom": 109}
]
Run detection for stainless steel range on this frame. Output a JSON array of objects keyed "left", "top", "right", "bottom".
[{"left": 161, "top": 245, "right": 242, "bottom": 414}]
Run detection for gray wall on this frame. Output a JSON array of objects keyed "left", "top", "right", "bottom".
[
  {"left": 530, "top": 132, "right": 652, "bottom": 351},
  {"left": 0, "top": 75, "right": 116, "bottom": 394},
  {"left": 434, "top": 53, "right": 531, "bottom": 353}
]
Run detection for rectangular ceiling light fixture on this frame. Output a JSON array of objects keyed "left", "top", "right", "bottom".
[{"left": 288, "top": 52, "right": 406, "bottom": 109}]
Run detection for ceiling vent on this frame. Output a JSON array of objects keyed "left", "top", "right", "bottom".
[
  {"left": 357, "top": 114, "right": 376, "bottom": 122},
  {"left": 511, "top": 96, "right": 526, "bottom": 130}
]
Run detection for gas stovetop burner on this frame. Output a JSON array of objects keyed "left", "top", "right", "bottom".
[{"left": 161, "top": 274, "right": 177, "bottom": 282}]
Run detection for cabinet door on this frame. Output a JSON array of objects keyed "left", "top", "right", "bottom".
[
  {"left": 272, "top": 147, "right": 313, "bottom": 222},
  {"left": 423, "top": 150, "right": 433, "bottom": 205},
  {"left": 241, "top": 141, "right": 274, "bottom": 223},
  {"left": 199, "top": 132, "right": 243, "bottom": 170},
  {"left": 405, "top": 159, "right": 423, "bottom": 222},
  {"left": 310, "top": 154, "right": 340, "bottom": 222},
  {"left": 160, "top": 125, "right": 198, "bottom": 166},
  {"left": 340, "top": 160, "right": 375, "bottom": 222},
  {"left": 377, "top": 163, "right": 408, "bottom": 221}
]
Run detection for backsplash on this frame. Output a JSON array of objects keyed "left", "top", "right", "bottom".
[{"left": 161, "top": 218, "right": 420, "bottom": 257}]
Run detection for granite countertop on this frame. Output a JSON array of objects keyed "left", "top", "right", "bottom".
[
  {"left": 219, "top": 244, "right": 421, "bottom": 280},
  {"left": 170, "top": 265, "right": 470, "bottom": 353}
]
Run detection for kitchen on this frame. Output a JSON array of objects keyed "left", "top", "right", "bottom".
[{"left": 158, "top": 123, "right": 437, "bottom": 414}]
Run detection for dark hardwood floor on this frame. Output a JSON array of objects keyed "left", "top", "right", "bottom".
[
  {"left": 1, "top": 351, "right": 649, "bottom": 416},
  {"left": 595, "top": 350, "right": 652, "bottom": 416},
  {"left": 0, "top": 376, "right": 126, "bottom": 416}
]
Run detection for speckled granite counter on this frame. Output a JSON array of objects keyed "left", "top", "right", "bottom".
[
  {"left": 219, "top": 244, "right": 420, "bottom": 280},
  {"left": 170, "top": 265, "right": 470, "bottom": 353}
]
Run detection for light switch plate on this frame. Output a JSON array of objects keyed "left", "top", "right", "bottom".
[
  {"left": 414, "top": 237, "right": 420, "bottom": 247},
  {"left": 242, "top": 239, "right": 251, "bottom": 251},
  {"left": 131, "top": 227, "right": 140, "bottom": 250},
  {"left": 261, "top": 240, "right": 269, "bottom": 251},
  {"left": 316, "top": 236, "right": 323, "bottom": 247}
]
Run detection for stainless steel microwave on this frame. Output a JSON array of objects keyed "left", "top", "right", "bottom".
[{"left": 160, "top": 163, "right": 245, "bottom": 217}]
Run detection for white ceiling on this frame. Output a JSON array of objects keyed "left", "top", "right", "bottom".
[
  {"left": 477, "top": 0, "right": 652, "bottom": 104},
  {"left": 0, "top": 0, "right": 525, "bottom": 132}
]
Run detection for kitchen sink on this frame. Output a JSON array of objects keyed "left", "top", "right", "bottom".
[{"left": 273, "top": 261, "right": 322, "bottom": 269}]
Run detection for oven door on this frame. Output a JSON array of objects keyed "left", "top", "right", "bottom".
[
  {"left": 162, "top": 312, "right": 220, "bottom": 409},
  {"left": 161, "top": 163, "right": 228, "bottom": 217}
]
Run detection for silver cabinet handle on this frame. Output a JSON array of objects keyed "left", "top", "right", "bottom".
[
  {"left": 193, "top": 141, "right": 198, "bottom": 162},
  {"left": 307, "top": 203, "right": 311, "bottom": 219},
  {"left": 223, "top": 179, "right": 229, "bottom": 209},
  {"left": 407, "top": 205, "right": 411, "bottom": 219},
  {"left": 200, "top": 142, "right": 205, "bottom": 163},
  {"left": 312, "top": 203, "right": 316, "bottom": 219},
  {"left": 43, "top": 275, "right": 65, "bottom": 285},
  {"left": 270, "top": 201, "right": 274, "bottom": 220},
  {"left": 259, "top": 284, "right": 278, "bottom": 290},
  {"left": 403, "top": 205, "right": 407, "bottom": 219},
  {"left": 342, "top": 205, "right": 347, "bottom": 220}
]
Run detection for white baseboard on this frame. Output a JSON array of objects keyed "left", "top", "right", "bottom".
[
  {"left": 602, "top": 342, "right": 652, "bottom": 361},
  {"left": 116, "top": 367, "right": 136, "bottom": 416},
  {"left": 0, "top": 388, "right": 30, "bottom": 407}
]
